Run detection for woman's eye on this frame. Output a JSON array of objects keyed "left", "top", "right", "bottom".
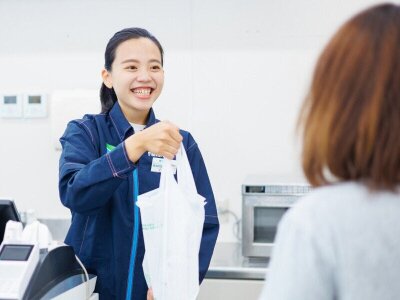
[
  {"left": 127, "top": 66, "right": 137, "bottom": 70},
  {"left": 151, "top": 65, "right": 161, "bottom": 71}
]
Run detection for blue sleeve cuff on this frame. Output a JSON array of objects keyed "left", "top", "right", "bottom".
[
  {"left": 205, "top": 214, "right": 219, "bottom": 225},
  {"left": 105, "top": 142, "right": 136, "bottom": 178}
]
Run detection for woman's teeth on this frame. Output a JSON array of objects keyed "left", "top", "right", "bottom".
[{"left": 132, "top": 88, "right": 151, "bottom": 95}]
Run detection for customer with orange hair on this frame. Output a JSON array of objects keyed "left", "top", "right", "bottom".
[{"left": 260, "top": 3, "right": 400, "bottom": 300}]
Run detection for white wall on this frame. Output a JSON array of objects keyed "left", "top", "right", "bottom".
[{"left": 0, "top": 0, "right": 382, "bottom": 242}]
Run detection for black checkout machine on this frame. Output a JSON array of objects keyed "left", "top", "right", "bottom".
[{"left": 0, "top": 199, "right": 96, "bottom": 300}]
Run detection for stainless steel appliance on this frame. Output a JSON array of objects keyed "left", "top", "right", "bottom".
[{"left": 242, "top": 176, "right": 311, "bottom": 258}]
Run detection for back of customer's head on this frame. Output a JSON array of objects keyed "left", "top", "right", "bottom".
[{"left": 299, "top": 3, "right": 400, "bottom": 190}]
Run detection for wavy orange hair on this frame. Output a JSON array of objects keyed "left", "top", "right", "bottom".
[{"left": 299, "top": 3, "right": 400, "bottom": 189}]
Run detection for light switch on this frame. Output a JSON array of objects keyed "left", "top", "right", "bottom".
[
  {"left": 23, "top": 93, "right": 47, "bottom": 118},
  {"left": 0, "top": 94, "right": 23, "bottom": 118}
]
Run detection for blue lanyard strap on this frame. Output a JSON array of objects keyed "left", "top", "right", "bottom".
[{"left": 125, "top": 168, "right": 139, "bottom": 300}]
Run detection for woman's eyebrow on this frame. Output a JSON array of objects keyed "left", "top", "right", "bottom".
[
  {"left": 121, "top": 59, "right": 140, "bottom": 64},
  {"left": 148, "top": 59, "right": 162, "bottom": 64},
  {"left": 121, "top": 58, "right": 162, "bottom": 64}
]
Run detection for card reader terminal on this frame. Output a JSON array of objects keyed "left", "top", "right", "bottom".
[{"left": 0, "top": 243, "right": 39, "bottom": 299}]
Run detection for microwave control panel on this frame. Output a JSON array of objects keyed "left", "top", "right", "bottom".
[{"left": 243, "top": 184, "right": 312, "bottom": 195}]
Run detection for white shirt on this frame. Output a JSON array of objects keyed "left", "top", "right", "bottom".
[
  {"left": 260, "top": 182, "right": 400, "bottom": 300},
  {"left": 130, "top": 123, "right": 146, "bottom": 133}
]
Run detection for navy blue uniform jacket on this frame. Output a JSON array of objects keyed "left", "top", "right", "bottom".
[{"left": 58, "top": 102, "right": 219, "bottom": 299}]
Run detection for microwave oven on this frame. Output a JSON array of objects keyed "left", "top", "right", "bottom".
[{"left": 242, "top": 176, "right": 311, "bottom": 258}]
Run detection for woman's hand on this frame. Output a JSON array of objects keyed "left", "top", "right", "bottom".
[
  {"left": 147, "top": 288, "right": 154, "bottom": 300},
  {"left": 125, "top": 121, "right": 183, "bottom": 162}
]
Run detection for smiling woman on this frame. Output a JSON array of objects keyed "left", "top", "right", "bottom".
[
  {"left": 58, "top": 28, "right": 219, "bottom": 300},
  {"left": 101, "top": 38, "right": 164, "bottom": 124}
]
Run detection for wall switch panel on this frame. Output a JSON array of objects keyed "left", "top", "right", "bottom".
[
  {"left": 23, "top": 93, "right": 47, "bottom": 118},
  {"left": 0, "top": 94, "right": 23, "bottom": 118}
]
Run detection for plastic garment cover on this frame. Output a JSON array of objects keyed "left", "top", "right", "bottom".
[{"left": 136, "top": 144, "right": 206, "bottom": 300}]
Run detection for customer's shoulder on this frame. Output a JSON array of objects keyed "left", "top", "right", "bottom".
[
  {"left": 302, "top": 181, "right": 364, "bottom": 200},
  {"left": 287, "top": 182, "right": 366, "bottom": 222}
]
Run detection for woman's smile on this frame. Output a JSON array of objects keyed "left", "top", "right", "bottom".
[{"left": 131, "top": 87, "right": 154, "bottom": 99}]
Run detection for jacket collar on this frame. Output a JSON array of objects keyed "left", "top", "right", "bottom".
[{"left": 109, "top": 102, "right": 157, "bottom": 141}]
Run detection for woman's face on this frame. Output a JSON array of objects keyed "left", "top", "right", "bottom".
[{"left": 103, "top": 37, "right": 164, "bottom": 123}]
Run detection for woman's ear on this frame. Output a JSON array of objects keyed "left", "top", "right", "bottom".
[{"left": 102, "top": 68, "right": 113, "bottom": 88}]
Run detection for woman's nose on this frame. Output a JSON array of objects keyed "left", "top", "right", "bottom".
[{"left": 137, "top": 69, "right": 151, "bottom": 81}]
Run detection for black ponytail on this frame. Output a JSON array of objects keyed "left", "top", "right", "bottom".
[{"left": 100, "top": 83, "right": 118, "bottom": 113}]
